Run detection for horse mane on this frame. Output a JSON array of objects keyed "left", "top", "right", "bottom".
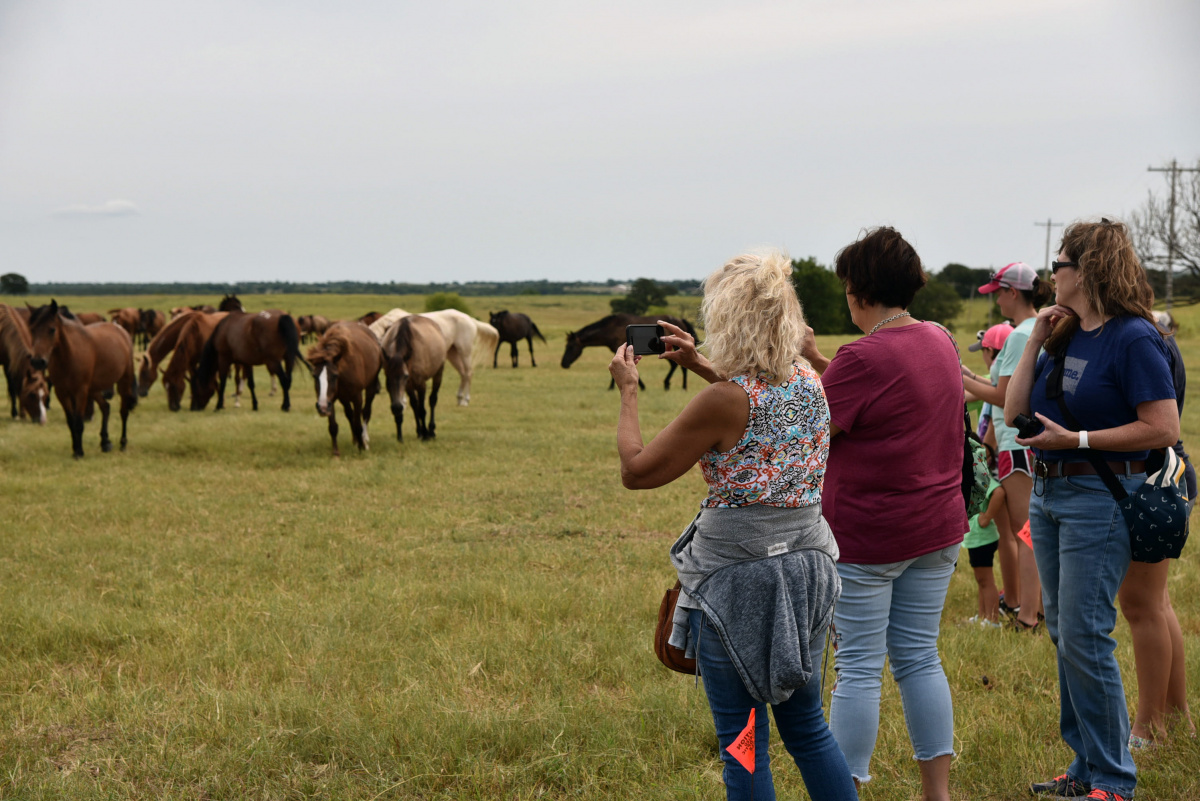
[
  {"left": 0, "top": 303, "right": 33, "bottom": 355},
  {"left": 192, "top": 315, "right": 227, "bottom": 390},
  {"left": 146, "top": 311, "right": 195, "bottom": 364},
  {"left": 307, "top": 326, "right": 351, "bottom": 365},
  {"left": 369, "top": 308, "right": 409, "bottom": 339}
]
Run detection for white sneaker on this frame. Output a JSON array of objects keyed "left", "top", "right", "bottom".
[{"left": 967, "top": 615, "right": 1003, "bottom": 629}]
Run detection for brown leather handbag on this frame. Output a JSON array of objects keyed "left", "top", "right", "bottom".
[{"left": 655, "top": 581, "right": 698, "bottom": 674}]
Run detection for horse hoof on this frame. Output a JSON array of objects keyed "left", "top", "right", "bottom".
[{"left": 101, "top": 442, "right": 113, "bottom": 453}]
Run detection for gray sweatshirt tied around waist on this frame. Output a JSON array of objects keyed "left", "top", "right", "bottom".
[{"left": 669, "top": 503, "right": 841, "bottom": 705}]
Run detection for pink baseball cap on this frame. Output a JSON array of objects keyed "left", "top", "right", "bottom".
[
  {"left": 967, "top": 323, "right": 1014, "bottom": 352},
  {"left": 978, "top": 262, "right": 1037, "bottom": 294}
]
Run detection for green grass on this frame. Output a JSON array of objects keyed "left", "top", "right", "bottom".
[{"left": 1, "top": 294, "right": 1197, "bottom": 799}]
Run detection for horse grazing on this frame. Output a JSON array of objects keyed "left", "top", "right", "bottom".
[
  {"left": 137, "top": 311, "right": 197, "bottom": 395},
  {"left": 379, "top": 315, "right": 444, "bottom": 441},
  {"left": 307, "top": 322, "right": 383, "bottom": 456},
  {"left": 27, "top": 301, "right": 137, "bottom": 457},
  {"left": 562, "top": 314, "right": 698, "bottom": 390},
  {"left": 161, "top": 312, "right": 227, "bottom": 411},
  {"left": 0, "top": 303, "right": 49, "bottom": 422},
  {"left": 191, "top": 311, "right": 305, "bottom": 412},
  {"left": 370, "top": 308, "right": 499, "bottom": 406},
  {"left": 489, "top": 310, "right": 546, "bottom": 368}
]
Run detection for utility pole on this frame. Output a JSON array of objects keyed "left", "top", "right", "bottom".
[
  {"left": 1034, "top": 218, "right": 1064, "bottom": 280},
  {"left": 1148, "top": 159, "right": 1200, "bottom": 311}
]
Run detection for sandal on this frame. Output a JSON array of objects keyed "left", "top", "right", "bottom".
[{"left": 1013, "top": 616, "right": 1042, "bottom": 633}]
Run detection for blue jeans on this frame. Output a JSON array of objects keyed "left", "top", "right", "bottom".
[
  {"left": 828, "top": 544, "right": 960, "bottom": 784},
  {"left": 1029, "top": 474, "right": 1139, "bottom": 797},
  {"left": 689, "top": 610, "right": 856, "bottom": 801}
]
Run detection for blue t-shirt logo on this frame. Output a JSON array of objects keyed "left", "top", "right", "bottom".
[{"left": 1062, "top": 356, "right": 1086, "bottom": 395}]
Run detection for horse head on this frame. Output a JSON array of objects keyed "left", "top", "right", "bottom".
[
  {"left": 137, "top": 352, "right": 156, "bottom": 396},
  {"left": 20, "top": 367, "right": 48, "bottom": 425},
  {"left": 488, "top": 310, "right": 508, "bottom": 329},
  {"left": 26, "top": 301, "right": 62, "bottom": 371},
  {"left": 164, "top": 371, "right": 187, "bottom": 412},
  {"left": 561, "top": 331, "right": 583, "bottom": 368},
  {"left": 219, "top": 294, "right": 244, "bottom": 312}
]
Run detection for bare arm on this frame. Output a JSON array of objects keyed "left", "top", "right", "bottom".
[
  {"left": 800, "top": 325, "right": 831, "bottom": 375},
  {"left": 978, "top": 485, "right": 1006, "bottom": 528},
  {"left": 610, "top": 344, "right": 749, "bottom": 489},
  {"left": 1004, "top": 305, "right": 1071, "bottom": 426},
  {"left": 962, "top": 368, "right": 1008, "bottom": 407},
  {"left": 1015, "top": 399, "right": 1180, "bottom": 453}
]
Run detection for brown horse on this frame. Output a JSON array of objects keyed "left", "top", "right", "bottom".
[
  {"left": 27, "top": 301, "right": 137, "bottom": 457},
  {"left": 489, "top": 310, "right": 546, "bottom": 368},
  {"left": 191, "top": 311, "right": 305, "bottom": 411},
  {"left": 161, "top": 312, "right": 227, "bottom": 411},
  {"left": 137, "top": 310, "right": 197, "bottom": 395},
  {"left": 107, "top": 307, "right": 140, "bottom": 337},
  {"left": 138, "top": 308, "right": 166, "bottom": 348},
  {"left": 218, "top": 294, "right": 244, "bottom": 312},
  {"left": 307, "top": 322, "right": 383, "bottom": 456},
  {"left": 561, "top": 314, "right": 697, "bottom": 390},
  {"left": 297, "top": 314, "right": 331, "bottom": 343},
  {"left": 0, "top": 303, "right": 49, "bottom": 422},
  {"left": 358, "top": 311, "right": 382, "bottom": 327},
  {"left": 380, "top": 315, "right": 445, "bottom": 441},
  {"left": 75, "top": 312, "right": 105, "bottom": 325}
]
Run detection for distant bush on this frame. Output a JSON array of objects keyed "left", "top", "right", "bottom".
[
  {"left": 792, "top": 257, "right": 855, "bottom": 335},
  {"left": 424, "top": 292, "right": 472, "bottom": 315},
  {"left": 908, "top": 281, "right": 963, "bottom": 330}
]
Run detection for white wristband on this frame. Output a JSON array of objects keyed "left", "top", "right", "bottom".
[{"left": 1078, "top": 430, "right": 1089, "bottom": 450}]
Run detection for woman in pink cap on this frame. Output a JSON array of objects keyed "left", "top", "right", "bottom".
[{"left": 961, "top": 262, "right": 1053, "bottom": 631}]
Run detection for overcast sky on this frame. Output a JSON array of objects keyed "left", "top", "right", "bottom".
[{"left": 1, "top": 0, "right": 1197, "bottom": 285}]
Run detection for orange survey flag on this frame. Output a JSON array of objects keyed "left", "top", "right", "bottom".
[{"left": 726, "top": 708, "right": 756, "bottom": 773}]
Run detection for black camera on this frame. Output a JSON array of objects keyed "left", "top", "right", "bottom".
[
  {"left": 626, "top": 324, "right": 666, "bottom": 356},
  {"left": 1013, "top": 413, "right": 1043, "bottom": 440}
]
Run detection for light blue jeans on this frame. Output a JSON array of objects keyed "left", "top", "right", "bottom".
[
  {"left": 828, "top": 544, "right": 960, "bottom": 784},
  {"left": 1029, "top": 473, "right": 1139, "bottom": 798}
]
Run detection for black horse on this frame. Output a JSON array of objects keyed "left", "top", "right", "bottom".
[
  {"left": 489, "top": 310, "right": 546, "bottom": 368},
  {"left": 561, "top": 314, "right": 697, "bottom": 390}
]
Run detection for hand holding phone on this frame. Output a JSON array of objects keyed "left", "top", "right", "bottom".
[{"left": 626, "top": 324, "right": 666, "bottom": 356}]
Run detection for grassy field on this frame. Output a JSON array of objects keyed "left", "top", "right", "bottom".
[{"left": 1, "top": 293, "right": 1198, "bottom": 799}]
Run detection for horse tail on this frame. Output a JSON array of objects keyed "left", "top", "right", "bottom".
[
  {"left": 278, "top": 314, "right": 307, "bottom": 373},
  {"left": 531, "top": 322, "right": 546, "bottom": 343},
  {"left": 471, "top": 320, "right": 500, "bottom": 368}
]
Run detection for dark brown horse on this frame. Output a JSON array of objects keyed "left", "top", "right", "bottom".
[
  {"left": 307, "top": 322, "right": 383, "bottom": 456},
  {"left": 162, "top": 312, "right": 227, "bottom": 411},
  {"left": 191, "top": 311, "right": 305, "bottom": 412},
  {"left": 218, "top": 294, "right": 244, "bottom": 312},
  {"left": 0, "top": 303, "right": 49, "bottom": 422},
  {"left": 380, "top": 315, "right": 445, "bottom": 442},
  {"left": 358, "top": 311, "right": 382, "bottom": 327},
  {"left": 75, "top": 312, "right": 105, "bottom": 326},
  {"left": 488, "top": 310, "right": 546, "bottom": 368},
  {"left": 27, "top": 301, "right": 138, "bottom": 457},
  {"left": 138, "top": 308, "right": 166, "bottom": 349},
  {"left": 137, "top": 310, "right": 197, "bottom": 395},
  {"left": 561, "top": 314, "right": 697, "bottom": 390}
]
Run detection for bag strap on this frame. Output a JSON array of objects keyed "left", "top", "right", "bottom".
[{"left": 1046, "top": 351, "right": 1129, "bottom": 501}]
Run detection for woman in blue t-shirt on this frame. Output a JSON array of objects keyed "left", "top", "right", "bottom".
[{"left": 1005, "top": 218, "right": 1178, "bottom": 801}]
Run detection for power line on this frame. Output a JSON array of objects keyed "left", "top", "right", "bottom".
[
  {"left": 1034, "top": 218, "right": 1064, "bottom": 280},
  {"left": 1148, "top": 159, "right": 1200, "bottom": 311}
]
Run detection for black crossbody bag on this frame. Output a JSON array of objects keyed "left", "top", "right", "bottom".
[{"left": 1044, "top": 351, "right": 1189, "bottom": 563}]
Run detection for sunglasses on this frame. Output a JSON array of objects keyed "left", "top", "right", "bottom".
[{"left": 1051, "top": 260, "right": 1078, "bottom": 274}]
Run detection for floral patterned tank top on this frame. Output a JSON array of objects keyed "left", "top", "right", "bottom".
[{"left": 700, "top": 362, "right": 830, "bottom": 508}]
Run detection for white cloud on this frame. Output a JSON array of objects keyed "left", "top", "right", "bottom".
[{"left": 54, "top": 199, "right": 140, "bottom": 218}]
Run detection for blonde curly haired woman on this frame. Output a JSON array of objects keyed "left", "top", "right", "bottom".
[{"left": 611, "top": 250, "right": 855, "bottom": 801}]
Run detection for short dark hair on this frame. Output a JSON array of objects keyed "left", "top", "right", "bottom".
[{"left": 834, "top": 227, "right": 927, "bottom": 309}]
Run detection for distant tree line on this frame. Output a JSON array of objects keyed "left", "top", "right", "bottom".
[
  {"left": 792, "top": 256, "right": 964, "bottom": 333},
  {"left": 22, "top": 278, "right": 704, "bottom": 297}
]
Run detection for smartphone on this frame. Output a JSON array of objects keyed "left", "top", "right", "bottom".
[{"left": 626, "top": 324, "right": 666, "bottom": 356}]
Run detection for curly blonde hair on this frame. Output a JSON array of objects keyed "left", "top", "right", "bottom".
[
  {"left": 1045, "top": 217, "right": 1156, "bottom": 354},
  {"left": 700, "top": 250, "right": 806, "bottom": 385}
]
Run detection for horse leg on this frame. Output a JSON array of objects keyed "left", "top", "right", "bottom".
[
  {"left": 215, "top": 368, "right": 228, "bottom": 411},
  {"left": 232, "top": 365, "right": 242, "bottom": 408},
  {"left": 5, "top": 366, "right": 16, "bottom": 418},
  {"left": 275, "top": 361, "right": 291, "bottom": 412},
  {"left": 528, "top": 335, "right": 537, "bottom": 367},
  {"left": 638, "top": 376, "right": 645, "bottom": 391},
  {"left": 63, "top": 393, "right": 86, "bottom": 458},
  {"left": 509, "top": 341, "right": 518, "bottom": 368},
  {"left": 682, "top": 366, "right": 688, "bottom": 390},
  {"left": 664, "top": 361, "right": 676, "bottom": 391},
  {"left": 119, "top": 390, "right": 132, "bottom": 451},
  {"left": 245, "top": 366, "right": 258, "bottom": 411},
  {"left": 327, "top": 404, "right": 340, "bottom": 457},
  {"left": 447, "top": 347, "right": 470, "bottom": 407},
  {"left": 426, "top": 367, "right": 443, "bottom": 439},
  {"left": 493, "top": 340, "right": 502, "bottom": 369},
  {"left": 348, "top": 397, "right": 365, "bottom": 451},
  {"left": 270, "top": 371, "right": 278, "bottom": 397},
  {"left": 387, "top": 372, "right": 404, "bottom": 442},
  {"left": 96, "top": 393, "right": 113, "bottom": 453}
]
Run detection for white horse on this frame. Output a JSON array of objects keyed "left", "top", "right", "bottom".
[{"left": 370, "top": 308, "right": 499, "bottom": 406}]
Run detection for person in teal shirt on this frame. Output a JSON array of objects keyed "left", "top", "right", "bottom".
[{"left": 964, "top": 478, "right": 1007, "bottom": 626}]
